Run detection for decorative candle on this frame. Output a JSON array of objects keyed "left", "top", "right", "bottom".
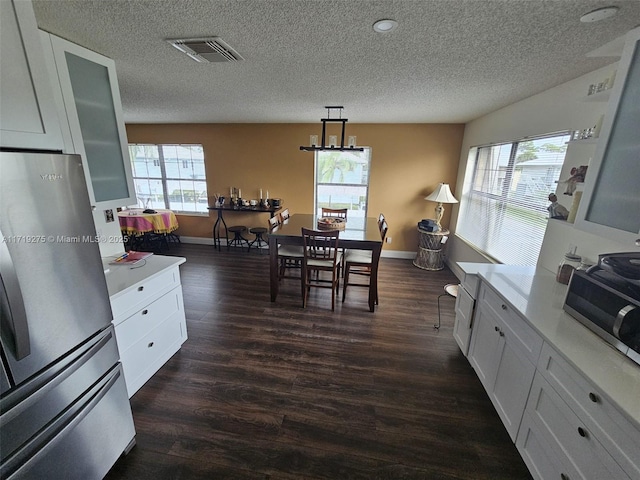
[
  {"left": 266, "top": 190, "right": 269, "bottom": 199},
  {"left": 260, "top": 188, "right": 263, "bottom": 199},
  {"left": 230, "top": 187, "right": 233, "bottom": 197},
  {"left": 310, "top": 135, "right": 318, "bottom": 147},
  {"left": 238, "top": 188, "right": 241, "bottom": 198}
]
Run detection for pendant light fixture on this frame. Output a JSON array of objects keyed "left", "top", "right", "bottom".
[{"left": 300, "top": 106, "right": 364, "bottom": 152}]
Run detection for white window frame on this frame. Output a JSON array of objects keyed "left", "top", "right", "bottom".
[
  {"left": 128, "top": 143, "right": 208, "bottom": 215},
  {"left": 314, "top": 148, "right": 372, "bottom": 228},
  {"left": 456, "top": 132, "right": 571, "bottom": 266}
]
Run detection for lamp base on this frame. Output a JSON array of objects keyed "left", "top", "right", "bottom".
[{"left": 434, "top": 203, "right": 444, "bottom": 230}]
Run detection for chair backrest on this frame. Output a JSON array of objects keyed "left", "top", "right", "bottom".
[
  {"left": 378, "top": 213, "right": 386, "bottom": 229},
  {"left": 380, "top": 220, "right": 389, "bottom": 242},
  {"left": 269, "top": 215, "right": 280, "bottom": 230},
  {"left": 321, "top": 208, "right": 348, "bottom": 220},
  {"left": 280, "top": 208, "right": 290, "bottom": 221},
  {"left": 302, "top": 228, "right": 340, "bottom": 264}
]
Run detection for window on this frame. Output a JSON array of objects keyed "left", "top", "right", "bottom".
[
  {"left": 456, "top": 132, "right": 570, "bottom": 266},
  {"left": 315, "top": 148, "right": 371, "bottom": 228},
  {"left": 128, "top": 144, "right": 208, "bottom": 214}
]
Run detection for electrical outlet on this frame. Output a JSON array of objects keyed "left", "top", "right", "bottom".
[{"left": 386, "top": 236, "right": 392, "bottom": 244}]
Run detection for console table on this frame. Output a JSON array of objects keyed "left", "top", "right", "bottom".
[
  {"left": 208, "top": 204, "right": 281, "bottom": 251},
  {"left": 413, "top": 227, "right": 449, "bottom": 271}
]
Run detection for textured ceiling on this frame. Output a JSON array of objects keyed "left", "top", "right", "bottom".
[{"left": 32, "top": 0, "right": 640, "bottom": 124}]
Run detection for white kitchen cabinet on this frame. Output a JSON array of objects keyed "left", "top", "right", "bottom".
[
  {"left": 517, "top": 412, "right": 580, "bottom": 480},
  {"left": 42, "top": 32, "right": 137, "bottom": 210},
  {"left": 518, "top": 372, "right": 630, "bottom": 480},
  {"left": 452, "top": 284, "right": 474, "bottom": 355},
  {"left": 105, "top": 255, "right": 188, "bottom": 398},
  {"left": 575, "top": 26, "right": 640, "bottom": 246},
  {"left": 468, "top": 283, "right": 543, "bottom": 441},
  {"left": 453, "top": 265, "right": 480, "bottom": 355},
  {"left": 462, "top": 265, "right": 640, "bottom": 480},
  {"left": 536, "top": 343, "right": 640, "bottom": 479},
  {"left": 0, "top": 0, "right": 63, "bottom": 151}
]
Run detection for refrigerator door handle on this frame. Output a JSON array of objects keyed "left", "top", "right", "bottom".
[
  {"left": 0, "top": 327, "right": 114, "bottom": 424},
  {"left": 1, "top": 365, "right": 122, "bottom": 479},
  {"left": 0, "top": 229, "right": 30, "bottom": 360}
]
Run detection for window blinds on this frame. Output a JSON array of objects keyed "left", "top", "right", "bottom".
[{"left": 456, "top": 133, "right": 571, "bottom": 266}]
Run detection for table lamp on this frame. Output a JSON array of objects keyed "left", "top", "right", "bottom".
[{"left": 424, "top": 183, "right": 458, "bottom": 230}]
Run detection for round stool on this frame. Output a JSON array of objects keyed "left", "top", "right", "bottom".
[
  {"left": 248, "top": 226, "right": 268, "bottom": 253},
  {"left": 436, "top": 283, "right": 458, "bottom": 329},
  {"left": 227, "top": 225, "right": 249, "bottom": 251}
]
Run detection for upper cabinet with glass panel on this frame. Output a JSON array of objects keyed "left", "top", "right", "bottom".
[
  {"left": 575, "top": 27, "right": 640, "bottom": 246},
  {"left": 44, "top": 33, "right": 136, "bottom": 209}
]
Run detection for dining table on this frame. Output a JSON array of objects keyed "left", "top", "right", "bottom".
[
  {"left": 269, "top": 213, "right": 383, "bottom": 312},
  {"left": 117, "top": 209, "right": 179, "bottom": 251}
]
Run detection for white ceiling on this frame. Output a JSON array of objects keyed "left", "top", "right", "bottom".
[{"left": 32, "top": 0, "right": 640, "bottom": 124}]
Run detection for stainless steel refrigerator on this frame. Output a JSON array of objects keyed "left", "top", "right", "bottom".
[{"left": 0, "top": 151, "right": 135, "bottom": 479}]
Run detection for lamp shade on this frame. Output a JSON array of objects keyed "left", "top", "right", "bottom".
[{"left": 424, "top": 183, "right": 458, "bottom": 204}]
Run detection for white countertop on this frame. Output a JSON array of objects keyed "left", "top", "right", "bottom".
[
  {"left": 103, "top": 254, "right": 186, "bottom": 299},
  {"left": 457, "top": 262, "right": 640, "bottom": 428}
]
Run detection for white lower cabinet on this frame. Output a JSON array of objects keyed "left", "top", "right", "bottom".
[
  {"left": 107, "top": 257, "right": 188, "bottom": 397},
  {"left": 453, "top": 283, "right": 475, "bottom": 355},
  {"left": 517, "top": 373, "right": 630, "bottom": 480},
  {"left": 468, "top": 283, "right": 543, "bottom": 441},
  {"left": 465, "top": 276, "right": 639, "bottom": 480},
  {"left": 517, "top": 412, "right": 578, "bottom": 480},
  {"left": 536, "top": 344, "right": 640, "bottom": 479}
]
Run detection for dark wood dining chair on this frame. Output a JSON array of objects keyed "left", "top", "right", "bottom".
[
  {"left": 342, "top": 219, "right": 388, "bottom": 305},
  {"left": 279, "top": 208, "right": 291, "bottom": 223},
  {"left": 301, "top": 227, "right": 341, "bottom": 311},
  {"left": 269, "top": 214, "right": 304, "bottom": 280},
  {"left": 320, "top": 207, "right": 348, "bottom": 271}
]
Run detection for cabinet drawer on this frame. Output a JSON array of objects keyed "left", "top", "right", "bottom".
[
  {"left": 119, "top": 312, "right": 184, "bottom": 396},
  {"left": 461, "top": 272, "right": 479, "bottom": 299},
  {"left": 526, "top": 373, "right": 630, "bottom": 479},
  {"left": 478, "top": 284, "right": 543, "bottom": 364},
  {"left": 110, "top": 267, "right": 180, "bottom": 322},
  {"left": 538, "top": 343, "right": 640, "bottom": 478},
  {"left": 114, "top": 287, "right": 183, "bottom": 353},
  {"left": 517, "top": 412, "right": 579, "bottom": 480}
]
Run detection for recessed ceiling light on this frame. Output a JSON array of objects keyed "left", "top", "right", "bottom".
[
  {"left": 373, "top": 19, "right": 398, "bottom": 33},
  {"left": 580, "top": 6, "right": 619, "bottom": 23}
]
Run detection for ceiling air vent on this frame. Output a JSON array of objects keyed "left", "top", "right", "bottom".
[{"left": 167, "top": 37, "right": 243, "bottom": 63}]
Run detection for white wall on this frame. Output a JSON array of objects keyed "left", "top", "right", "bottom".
[
  {"left": 447, "top": 61, "right": 633, "bottom": 278},
  {"left": 93, "top": 208, "right": 126, "bottom": 257}
]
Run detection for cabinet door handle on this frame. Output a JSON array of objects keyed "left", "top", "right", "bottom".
[
  {"left": 499, "top": 331, "right": 505, "bottom": 337},
  {"left": 142, "top": 309, "right": 148, "bottom": 315},
  {"left": 494, "top": 326, "right": 500, "bottom": 332},
  {"left": 138, "top": 285, "right": 144, "bottom": 292},
  {"left": 560, "top": 474, "right": 569, "bottom": 480},
  {"left": 578, "top": 427, "right": 587, "bottom": 438},
  {"left": 588, "top": 392, "right": 598, "bottom": 403},
  {"left": 148, "top": 342, "right": 154, "bottom": 348},
  {"left": 501, "top": 304, "right": 507, "bottom": 310}
]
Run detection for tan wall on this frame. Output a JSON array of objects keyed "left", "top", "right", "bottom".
[{"left": 126, "top": 123, "right": 464, "bottom": 252}]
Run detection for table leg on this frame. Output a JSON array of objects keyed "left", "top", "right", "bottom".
[
  {"left": 368, "top": 244, "right": 382, "bottom": 312},
  {"left": 212, "top": 210, "right": 228, "bottom": 251},
  {"left": 269, "top": 236, "right": 279, "bottom": 302}
]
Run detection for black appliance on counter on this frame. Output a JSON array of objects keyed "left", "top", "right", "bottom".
[{"left": 563, "top": 252, "right": 640, "bottom": 366}]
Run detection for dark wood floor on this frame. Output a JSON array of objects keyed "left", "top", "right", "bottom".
[{"left": 106, "top": 243, "right": 532, "bottom": 480}]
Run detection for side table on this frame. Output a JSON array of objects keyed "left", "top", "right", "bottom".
[{"left": 413, "top": 228, "right": 449, "bottom": 271}]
